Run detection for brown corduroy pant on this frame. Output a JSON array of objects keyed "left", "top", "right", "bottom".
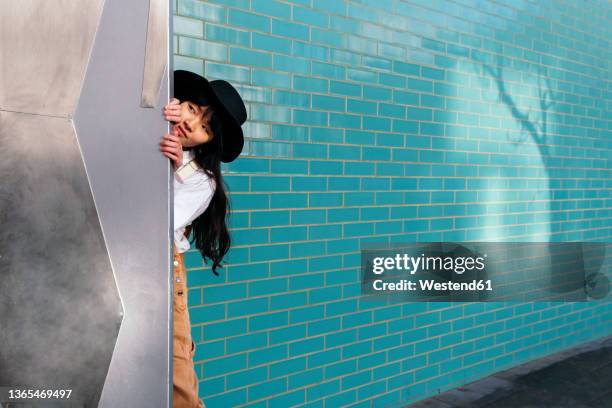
[{"left": 173, "top": 246, "right": 205, "bottom": 408}]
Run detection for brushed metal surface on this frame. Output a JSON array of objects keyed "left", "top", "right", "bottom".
[
  {"left": 0, "top": 1, "right": 104, "bottom": 116},
  {"left": 141, "top": 0, "right": 169, "bottom": 108},
  {"left": 0, "top": 0, "right": 172, "bottom": 406},
  {"left": 74, "top": 0, "right": 172, "bottom": 406},
  {"left": 0, "top": 111, "right": 123, "bottom": 407}
]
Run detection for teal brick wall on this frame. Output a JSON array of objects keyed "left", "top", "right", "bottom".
[{"left": 173, "top": 0, "right": 612, "bottom": 406}]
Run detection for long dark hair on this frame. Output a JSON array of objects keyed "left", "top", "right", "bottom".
[{"left": 186, "top": 108, "right": 231, "bottom": 276}]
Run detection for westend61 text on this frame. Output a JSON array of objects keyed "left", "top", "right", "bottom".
[{"left": 373, "top": 279, "right": 493, "bottom": 291}]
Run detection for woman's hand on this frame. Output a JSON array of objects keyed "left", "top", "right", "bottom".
[
  {"left": 159, "top": 131, "right": 183, "bottom": 170},
  {"left": 164, "top": 98, "right": 181, "bottom": 123}
]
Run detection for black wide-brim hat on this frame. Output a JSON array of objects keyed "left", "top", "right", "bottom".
[{"left": 173, "top": 70, "right": 247, "bottom": 163}]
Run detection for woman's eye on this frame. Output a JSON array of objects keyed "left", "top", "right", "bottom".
[{"left": 189, "top": 105, "right": 194, "bottom": 113}]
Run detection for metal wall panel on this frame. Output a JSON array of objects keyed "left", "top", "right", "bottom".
[
  {"left": 74, "top": 0, "right": 172, "bottom": 405},
  {"left": 0, "top": 112, "right": 123, "bottom": 407},
  {"left": 0, "top": 1, "right": 104, "bottom": 116},
  {"left": 0, "top": 0, "right": 171, "bottom": 406}
]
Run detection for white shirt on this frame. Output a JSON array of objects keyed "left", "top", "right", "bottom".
[{"left": 174, "top": 149, "right": 216, "bottom": 253}]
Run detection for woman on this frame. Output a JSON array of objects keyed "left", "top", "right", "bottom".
[{"left": 159, "top": 70, "right": 247, "bottom": 408}]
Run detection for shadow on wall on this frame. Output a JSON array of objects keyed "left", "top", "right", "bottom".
[
  {"left": 423, "top": 2, "right": 610, "bottom": 300},
  {"left": 443, "top": 50, "right": 561, "bottom": 241}
]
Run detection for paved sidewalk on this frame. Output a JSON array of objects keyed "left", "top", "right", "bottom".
[{"left": 406, "top": 334, "right": 612, "bottom": 408}]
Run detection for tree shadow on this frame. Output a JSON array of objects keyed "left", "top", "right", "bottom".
[
  {"left": 467, "top": 50, "right": 567, "bottom": 238},
  {"left": 476, "top": 52, "right": 560, "bottom": 175}
]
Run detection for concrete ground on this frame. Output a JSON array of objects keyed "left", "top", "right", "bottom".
[{"left": 406, "top": 334, "right": 612, "bottom": 408}]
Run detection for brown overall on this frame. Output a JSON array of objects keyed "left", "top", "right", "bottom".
[{"left": 173, "top": 227, "right": 205, "bottom": 408}]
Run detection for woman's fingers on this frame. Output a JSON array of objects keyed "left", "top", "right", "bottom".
[
  {"left": 160, "top": 148, "right": 182, "bottom": 169},
  {"left": 163, "top": 133, "right": 181, "bottom": 143},
  {"left": 163, "top": 101, "right": 181, "bottom": 123},
  {"left": 164, "top": 104, "right": 181, "bottom": 113},
  {"left": 164, "top": 108, "right": 181, "bottom": 122},
  {"left": 159, "top": 143, "right": 178, "bottom": 153},
  {"left": 159, "top": 125, "right": 183, "bottom": 168},
  {"left": 160, "top": 148, "right": 181, "bottom": 164},
  {"left": 159, "top": 139, "right": 178, "bottom": 148},
  {"left": 160, "top": 135, "right": 180, "bottom": 144},
  {"left": 160, "top": 135, "right": 183, "bottom": 160},
  {"left": 161, "top": 133, "right": 177, "bottom": 141},
  {"left": 164, "top": 99, "right": 180, "bottom": 109},
  {"left": 160, "top": 148, "right": 177, "bottom": 161},
  {"left": 160, "top": 141, "right": 182, "bottom": 158},
  {"left": 164, "top": 105, "right": 181, "bottom": 113},
  {"left": 160, "top": 144, "right": 182, "bottom": 153}
]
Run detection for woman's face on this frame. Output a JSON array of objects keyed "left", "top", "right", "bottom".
[{"left": 172, "top": 101, "right": 214, "bottom": 148}]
